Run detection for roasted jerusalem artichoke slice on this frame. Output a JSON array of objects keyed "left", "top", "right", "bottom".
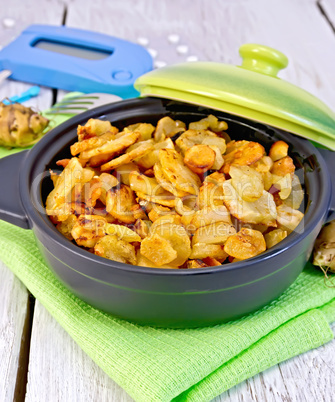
[
  {"left": 224, "top": 228, "right": 266, "bottom": 260},
  {"left": 140, "top": 233, "right": 178, "bottom": 266},
  {"left": 106, "top": 184, "right": 138, "bottom": 224},
  {"left": 94, "top": 235, "right": 136, "bottom": 265},
  {"left": 150, "top": 223, "right": 191, "bottom": 267},
  {"left": 222, "top": 180, "right": 277, "bottom": 226},
  {"left": 221, "top": 141, "right": 265, "bottom": 174},
  {"left": 46, "top": 157, "right": 94, "bottom": 220},
  {"left": 184, "top": 144, "right": 216, "bottom": 174},
  {"left": 71, "top": 215, "right": 107, "bottom": 248},
  {"left": 158, "top": 148, "right": 201, "bottom": 195},
  {"left": 229, "top": 165, "right": 264, "bottom": 202}
]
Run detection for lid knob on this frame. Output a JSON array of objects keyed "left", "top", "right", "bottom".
[{"left": 239, "top": 44, "right": 288, "bottom": 77}]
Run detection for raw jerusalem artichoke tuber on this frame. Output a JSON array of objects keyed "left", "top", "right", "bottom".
[
  {"left": 0, "top": 102, "right": 49, "bottom": 147},
  {"left": 313, "top": 220, "right": 335, "bottom": 273}
]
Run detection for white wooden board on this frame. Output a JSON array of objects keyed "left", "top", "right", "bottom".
[
  {"left": 0, "top": 261, "right": 29, "bottom": 402},
  {"left": 25, "top": 301, "right": 134, "bottom": 402}
]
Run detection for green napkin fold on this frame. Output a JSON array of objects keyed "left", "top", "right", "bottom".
[{"left": 0, "top": 219, "right": 334, "bottom": 401}]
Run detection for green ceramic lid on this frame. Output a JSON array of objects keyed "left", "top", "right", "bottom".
[{"left": 135, "top": 44, "right": 335, "bottom": 151}]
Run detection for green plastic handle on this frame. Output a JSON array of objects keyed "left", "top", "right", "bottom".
[{"left": 239, "top": 44, "right": 288, "bottom": 77}]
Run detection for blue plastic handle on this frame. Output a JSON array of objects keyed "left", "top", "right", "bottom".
[
  {"left": 3, "top": 86, "right": 40, "bottom": 105},
  {"left": 0, "top": 25, "right": 153, "bottom": 99}
]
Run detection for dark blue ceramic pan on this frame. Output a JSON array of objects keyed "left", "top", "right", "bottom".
[{"left": 0, "top": 97, "right": 334, "bottom": 327}]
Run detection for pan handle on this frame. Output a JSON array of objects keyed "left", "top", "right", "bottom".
[
  {"left": 0, "top": 151, "right": 30, "bottom": 229},
  {"left": 318, "top": 148, "right": 335, "bottom": 222}
]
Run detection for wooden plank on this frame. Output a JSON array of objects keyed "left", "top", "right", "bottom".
[
  {"left": 319, "top": 0, "right": 335, "bottom": 28},
  {"left": 0, "top": 261, "right": 30, "bottom": 402},
  {"left": 25, "top": 301, "right": 134, "bottom": 402}
]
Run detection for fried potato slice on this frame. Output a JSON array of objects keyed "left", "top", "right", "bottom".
[
  {"left": 283, "top": 174, "right": 304, "bottom": 210},
  {"left": 55, "top": 159, "right": 71, "bottom": 168},
  {"left": 229, "top": 165, "right": 264, "bottom": 202},
  {"left": 129, "top": 171, "right": 165, "bottom": 196},
  {"left": 151, "top": 223, "right": 191, "bottom": 267},
  {"left": 276, "top": 204, "right": 304, "bottom": 233},
  {"left": 190, "top": 205, "right": 232, "bottom": 229},
  {"left": 77, "top": 118, "right": 116, "bottom": 141},
  {"left": 80, "top": 177, "right": 102, "bottom": 208},
  {"left": 56, "top": 214, "right": 78, "bottom": 240},
  {"left": 158, "top": 149, "right": 201, "bottom": 195},
  {"left": 147, "top": 205, "right": 173, "bottom": 222},
  {"left": 184, "top": 144, "right": 216, "bottom": 174},
  {"left": 136, "top": 251, "right": 178, "bottom": 269},
  {"left": 271, "top": 173, "right": 292, "bottom": 200},
  {"left": 124, "top": 122, "right": 155, "bottom": 141},
  {"left": 153, "top": 162, "right": 189, "bottom": 197},
  {"left": 154, "top": 116, "right": 186, "bottom": 142},
  {"left": 71, "top": 131, "right": 117, "bottom": 156},
  {"left": 204, "top": 171, "right": 226, "bottom": 185},
  {"left": 264, "top": 229, "right": 288, "bottom": 249},
  {"left": 190, "top": 242, "right": 228, "bottom": 261},
  {"left": 197, "top": 182, "right": 224, "bottom": 209},
  {"left": 252, "top": 156, "right": 273, "bottom": 173},
  {"left": 137, "top": 138, "right": 175, "bottom": 169},
  {"left": 192, "top": 222, "right": 236, "bottom": 245},
  {"left": 114, "top": 162, "right": 140, "bottom": 185},
  {"left": 105, "top": 224, "right": 141, "bottom": 242},
  {"left": 189, "top": 114, "right": 228, "bottom": 132},
  {"left": 131, "top": 204, "right": 148, "bottom": 220},
  {"left": 270, "top": 156, "right": 295, "bottom": 177},
  {"left": 174, "top": 196, "right": 197, "bottom": 218},
  {"left": 71, "top": 215, "right": 107, "bottom": 248},
  {"left": 134, "top": 219, "right": 151, "bottom": 239},
  {"left": 98, "top": 173, "right": 119, "bottom": 204},
  {"left": 46, "top": 157, "right": 94, "bottom": 215},
  {"left": 150, "top": 214, "right": 181, "bottom": 231},
  {"left": 94, "top": 235, "right": 136, "bottom": 265},
  {"left": 222, "top": 141, "right": 265, "bottom": 174},
  {"left": 80, "top": 130, "right": 140, "bottom": 161},
  {"left": 269, "top": 141, "right": 289, "bottom": 162},
  {"left": 222, "top": 180, "right": 277, "bottom": 226},
  {"left": 224, "top": 228, "right": 266, "bottom": 260},
  {"left": 135, "top": 190, "right": 176, "bottom": 207},
  {"left": 176, "top": 129, "right": 226, "bottom": 155},
  {"left": 208, "top": 145, "right": 224, "bottom": 170},
  {"left": 140, "top": 233, "right": 178, "bottom": 266},
  {"left": 106, "top": 184, "right": 137, "bottom": 223},
  {"left": 101, "top": 139, "right": 154, "bottom": 171}
]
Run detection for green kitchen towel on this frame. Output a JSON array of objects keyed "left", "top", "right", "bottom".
[{"left": 0, "top": 220, "right": 334, "bottom": 402}]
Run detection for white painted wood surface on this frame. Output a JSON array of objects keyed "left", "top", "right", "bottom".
[
  {"left": 0, "top": 261, "right": 29, "bottom": 402},
  {"left": 320, "top": 0, "right": 335, "bottom": 28},
  {"left": 25, "top": 301, "right": 134, "bottom": 402},
  {"left": 0, "top": 0, "right": 335, "bottom": 401}
]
